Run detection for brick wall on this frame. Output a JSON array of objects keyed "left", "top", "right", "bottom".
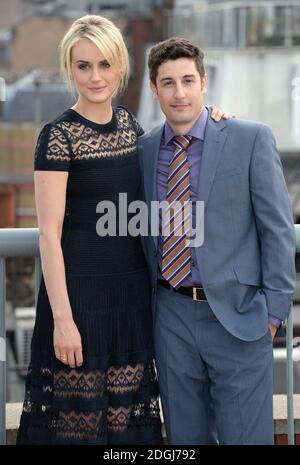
[
  {"left": 0, "top": 126, "right": 36, "bottom": 227},
  {"left": 119, "top": 12, "right": 165, "bottom": 114},
  {"left": 0, "top": 189, "right": 15, "bottom": 227},
  {"left": 8, "top": 16, "right": 73, "bottom": 80}
]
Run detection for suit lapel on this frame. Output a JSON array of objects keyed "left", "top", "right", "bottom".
[{"left": 197, "top": 118, "right": 227, "bottom": 204}]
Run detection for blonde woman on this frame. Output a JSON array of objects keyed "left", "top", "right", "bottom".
[{"left": 17, "top": 15, "right": 227, "bottom": 445}]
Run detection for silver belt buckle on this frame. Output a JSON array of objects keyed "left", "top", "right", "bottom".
[
  {"left": 193, "top": 287, "right": 200, "bottom": 301},
  {"left": 193, "top": 287, "right": 205, "bottom": 302}
]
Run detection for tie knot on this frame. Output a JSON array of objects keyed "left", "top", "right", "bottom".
[{"left": 173, "top": 135, "right": 192, "bottom": 151}]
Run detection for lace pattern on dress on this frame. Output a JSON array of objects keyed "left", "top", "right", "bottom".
[
  {"left": 34, "top": 124, "right": 71, "bottom": 163},
  {"left": 34, "top": 107, "right": 141, "bottom": 165},
  {"left": 21, "top": 360, "right": 160, "bottom": 442},
  {"left": 53, "top": 369, "right": 106, "bottom": 399},
  {"left": 56, "top": 410, "right": 104, "bottom": 440},
  {"left": 46, "top": 126, "right": 71, "bottom": 161},
  {"left": 54, "top": 396, "right": 160, "bottom": 440},
  {"left": 58, "top": 107, "right": 139, "bottom": 161}
]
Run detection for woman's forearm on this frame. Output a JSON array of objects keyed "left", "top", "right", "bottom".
[{"left": 39, "top": 232, "right": 73, "bottom": 322}]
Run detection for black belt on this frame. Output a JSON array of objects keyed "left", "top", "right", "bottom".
[{"left": 158, "top": 280, "right": 207, "bottom": 301}]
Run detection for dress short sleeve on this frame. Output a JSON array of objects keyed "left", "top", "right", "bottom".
[
  {"left": 117, "top": 105, "right": 144, "bottom": 137},
  {"left": 34, "top": 123, "right": 71, "bottom": 171},
  {"left": 130, "top": 112, "right": 144, "bottom": 137}
]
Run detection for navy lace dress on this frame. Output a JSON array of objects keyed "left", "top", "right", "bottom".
[{"left": 16, "top": 107, "right": 162, "bottom": 445}]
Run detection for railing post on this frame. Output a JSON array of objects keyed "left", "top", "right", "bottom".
[
  {"left": 0, "top": 228, "right": 39, "bottom": 444},
  {"left": 286, "top": 304, "right": 294, "bottom": 444},
  {"left": 0, "top": 258, "right": 6, "bottom": 445},
  {"left": 289, "top": 223, "right": 300, "bottom": 443}
]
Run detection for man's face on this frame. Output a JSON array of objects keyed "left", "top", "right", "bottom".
[{"left": 150, "top": 58, "right": 207, "bottom": 132}]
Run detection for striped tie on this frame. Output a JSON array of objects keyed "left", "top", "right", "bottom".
[{"left": 161, "top": 135, "right": 192, "bottom": 288}]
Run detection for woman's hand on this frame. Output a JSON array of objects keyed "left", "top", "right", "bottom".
[
  {"left": 208, "top": 104, "right": 235, "bottom": 122},
  {"left": 54, "top": 317, "right": 83, "bottom": 368}
]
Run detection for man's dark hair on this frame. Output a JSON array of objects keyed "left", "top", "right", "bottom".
[{"left": 148, "top": 37, "right": 205, "bottom": 84}]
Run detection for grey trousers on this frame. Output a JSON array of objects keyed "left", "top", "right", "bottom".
[{"left": 154, "top": 284, "right": 274, "bottom": 445}]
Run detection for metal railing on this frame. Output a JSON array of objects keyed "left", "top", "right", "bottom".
[
  {"left": 0, "top": 228, "right": 41, "bottom": 445},
  {"left": 0, "top": 226, "right": 300, "bottom": 445}
]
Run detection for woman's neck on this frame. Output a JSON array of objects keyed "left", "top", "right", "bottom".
[{"left": 71, "top": 99, "right": 113, "bottom": 125}]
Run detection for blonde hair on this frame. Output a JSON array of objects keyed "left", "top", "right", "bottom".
[{"left": 60, "top": 15, "right": 130, "bottom": 95}]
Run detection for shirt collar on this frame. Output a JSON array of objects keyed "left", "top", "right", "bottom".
[{"left": 163, "top": 106, "right": 208, "bottom": 146}]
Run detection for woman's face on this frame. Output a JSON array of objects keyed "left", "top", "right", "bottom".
[{"left": 70, "top": 38, "right": 120, "bottom": 105}]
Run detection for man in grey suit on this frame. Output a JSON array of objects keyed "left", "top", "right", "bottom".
[{"left": 138, "top": 38, "right": 296, "bottom": 445}]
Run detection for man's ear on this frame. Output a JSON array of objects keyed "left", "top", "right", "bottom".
[
  {"left": 201, "top": 74, "right": 208, "bottom": 95},
  {"left": 150, "top": 80, "right": 159, "bottom": 99}
]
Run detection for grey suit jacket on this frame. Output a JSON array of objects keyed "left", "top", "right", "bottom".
[{"left": 138, "top": 116, "right": 296, "bottom": 341}]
